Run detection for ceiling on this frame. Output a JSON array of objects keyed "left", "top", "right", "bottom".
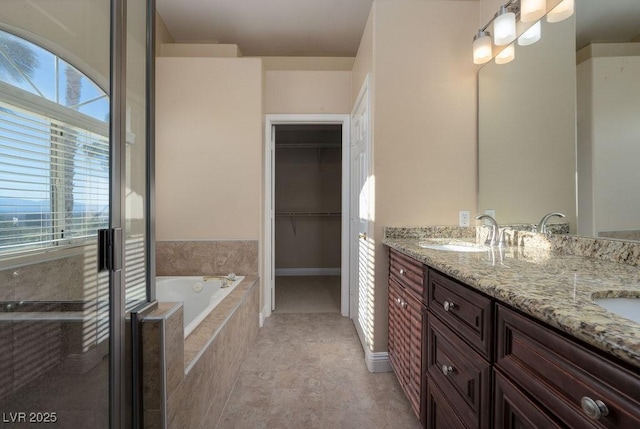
[
  {"left": 155, "top": 0, "right": 374, "bottom": 57},
  {"left": 576, "top": 0, "right": 640, "bottom": 50},
  {"left": 155, "top": 0, "right": 640, "bottom": 57}
]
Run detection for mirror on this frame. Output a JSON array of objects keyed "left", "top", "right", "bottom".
[{"left": 478, "top": 0, "right": 640, "bottom": 240}]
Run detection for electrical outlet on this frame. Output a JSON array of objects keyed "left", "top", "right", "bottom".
[{"left": 459, "top": 210, "right": 470, "bottom": 227}]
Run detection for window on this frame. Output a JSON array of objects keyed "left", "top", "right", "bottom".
[{"left": 0, "top": 29, "right": 110, "bottom": 255}]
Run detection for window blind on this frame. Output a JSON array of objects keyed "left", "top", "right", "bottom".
[{"left": 0, "top": 101, "right": 109, "bottom": 254}]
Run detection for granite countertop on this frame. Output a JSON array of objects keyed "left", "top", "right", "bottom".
[{"left": 383, "top": 236, "right": 640, "bottom": 370}]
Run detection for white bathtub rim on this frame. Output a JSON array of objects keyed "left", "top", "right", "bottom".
[{"left": 155, "top": 275, "right": 244, "bottom": 338}]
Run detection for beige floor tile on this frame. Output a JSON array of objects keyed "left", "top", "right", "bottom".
[{"left": 216, "top": 313, "right": 421, "bottom": 429}]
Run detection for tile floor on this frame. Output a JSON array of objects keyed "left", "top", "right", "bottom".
[
  {"left": 274, "top": 276, "right": 341, "bottom": 313},
  {"left": 216, "top": 313, "right": 422, "bottom": 429}
]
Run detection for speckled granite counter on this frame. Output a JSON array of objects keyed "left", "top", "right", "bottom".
[{"left": 382, "top": 233, "right": 640, "bottom": 370}]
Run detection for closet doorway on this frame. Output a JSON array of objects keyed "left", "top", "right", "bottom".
[{"left": 264, "top": 115, "right": 350, "bottom": 319}]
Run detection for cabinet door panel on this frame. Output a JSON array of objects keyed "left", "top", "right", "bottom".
[
  {"left": 405, "top": 291, "right": 426, "bottom": 421},
  {"left": 388, "top": 277, "right": 407, "bottom": 385},
  {"left": 426, "top": 380, "right": 468, "bottom": 429},
  {"left": 496, "top": 305, "right": 640, "bottom": 429},
  {"left": 494, "top": 370, "right": 563, "bottom": 429},
  {"left": 390, "top": 249, "right": 425, "bottom": 304}
]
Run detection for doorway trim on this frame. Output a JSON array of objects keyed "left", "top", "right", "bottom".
[{"left": 263, "top": 114, "right": 351, "bottom": 320}]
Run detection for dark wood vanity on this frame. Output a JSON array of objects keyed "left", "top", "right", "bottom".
[{"left": 388, "top": 248, "right": 640, "bottom": 429}]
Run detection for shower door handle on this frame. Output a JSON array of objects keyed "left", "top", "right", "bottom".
[{"left": 98, "top": 228, "right": 123, "bottom": 272}]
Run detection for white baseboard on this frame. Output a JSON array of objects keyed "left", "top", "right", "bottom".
[
  {"left": 275, "top": 268, "right": 341, "bottom": 276},
  {"left": 259, "top": 311, "right": 265, "bottom": 327},
  {"left": 364, "top": 350, "right": 392, "bottom": 373}
]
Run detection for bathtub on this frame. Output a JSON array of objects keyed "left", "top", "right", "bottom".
[{"left": 156, "top": 275, "right": 244, "bottom": 337}]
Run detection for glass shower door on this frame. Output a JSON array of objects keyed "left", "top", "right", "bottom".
[{"left": 0, "top": 0, "right": 152, "bottom": 427}]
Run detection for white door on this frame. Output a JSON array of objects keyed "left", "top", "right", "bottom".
[{"left": 350, "top": 78, "right": 371, "bottom": 347}]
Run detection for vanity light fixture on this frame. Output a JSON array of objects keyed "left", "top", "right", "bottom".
[
  {"left": 473, "top": 0, "right": 570, "bottom": 65},
  {"left": 547, "top": 0, "right": 574, "bottom": 23},
  {"left": 473, "top": 30, "right": 493, "bottom": 64},
  {"left": 518, "top": 21, "right": 541, "bottom": 46},
  {"left": 493, "top": 5, "right": 516, "bottom": 45},
  {"left": 520, "top": 0, "right": 546, "bottom": 22},
  {"left": 495, "top": 44, "right": 515, "bottom": 64}
]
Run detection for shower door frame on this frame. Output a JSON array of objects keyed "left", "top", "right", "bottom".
[{"left": 109, "top": 0, "right": 156, "bottom": 426}]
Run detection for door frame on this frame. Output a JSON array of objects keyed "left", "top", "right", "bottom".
[{"left": 263, "top": 114, "right": 351, "bottom": 320}]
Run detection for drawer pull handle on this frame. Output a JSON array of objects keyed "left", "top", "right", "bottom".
[
  {"left": 401, "top": 301, "right": 408, "bottom": 309},
  {"left": 441, "top": 365, "right": 453, "bottom": 376},
  {"left": 581, "top": 397, "right": 609, "bottom": 420},
  {"left": 443, "top": 301, "right": 455, "bottom": 311},
  {"left": 399, "top": 269, "right": 406, "bottom": 275},
  {"left": 396, "top": 298, "right": 402, "bottom": 305}
]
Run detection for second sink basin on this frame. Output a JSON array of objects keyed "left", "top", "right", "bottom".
[
  {"left": 419, "top": 243, "right": 489, "bottom": 253},
  {"left": 594, "top": 297, "right": 640, "bottom": 324}
]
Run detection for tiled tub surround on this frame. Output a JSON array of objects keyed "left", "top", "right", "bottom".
[
  {"left": 142, "top": 276, "right": 259, "bottom": 429},
  {"left": 383, "top": 226, "right": 640, "bottom": 370},
  {"left": 156, "top": 240, "right": 258, "bottom": 277}
]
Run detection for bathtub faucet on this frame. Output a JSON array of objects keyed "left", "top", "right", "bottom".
[{"left": 203, "top": 273, "right": 236, "bottom": 287}]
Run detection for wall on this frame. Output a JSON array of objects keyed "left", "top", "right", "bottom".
[
  {"left": 266, "top": 71, "right": 352, "bottom": 114},
  {"left": 263, "top": 57, "right": 353, "bottom": 114},
  {"left": 577, "top": 44, "right": 640, "bottom": 236},
  {"left": 156, "top": 11, "right": 175, "bottom": 57},
  {"left": 361, "top": 0, "right": 479, "bottom": 353},
  {"left": 155, "top": 57, "right": 263, "bottom": 240}
]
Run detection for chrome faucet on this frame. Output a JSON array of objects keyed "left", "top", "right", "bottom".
[
  {"left": 537, "top": 212, "right": 565, "bottom": 233},
  {"left": 475, "top": 214, "right": 504, "bottom": 246}
]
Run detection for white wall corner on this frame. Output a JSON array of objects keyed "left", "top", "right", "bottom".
[{"left": 364, "top": 350, "right": 392, "bottom": 373}]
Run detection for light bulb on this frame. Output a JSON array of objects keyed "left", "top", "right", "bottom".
[
  {"left": 518, "top": 21, "right": 541, "bottom": 46},
  {"left": 521, "top": 0, "right": 546, "bottom": 23},
  {"left": 473, "top": 30, "right": 493, "bottom": 64},
  {"left": 495, "top": 44, "right": 515, "bottom": 65},
  {"left": 494, "top": 6, "right": 516, "bottom": 46},
  {"left": 547, "top": 0, "right": 574, "bottom": 23}
]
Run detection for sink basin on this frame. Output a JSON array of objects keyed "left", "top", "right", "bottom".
[
  {"left": 594, "top": 298, "right": 640, "bottom": 324},
  {"left": 419, "top": 243, "right": 489, "bottom": 253}
]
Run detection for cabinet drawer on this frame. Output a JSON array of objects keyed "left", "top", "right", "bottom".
[
  {"left": 390, "top": 249, "right": 425, "bottom": 303},
  {"left": 496, "top": 305, "right": 640, "bottom": 429},
  {"left": 427, "top": 314, "right": 491, "bottom": 429},
  {"left": 427, "top": 269, "right": 493, "bottom": 359}
]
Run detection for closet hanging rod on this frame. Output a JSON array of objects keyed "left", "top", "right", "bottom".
[
  {"left": 275, "top": 211, "right": 341, "bottom": 217},
  {"left": 274, "top": 143, "right": 341, "bottom": 149}
]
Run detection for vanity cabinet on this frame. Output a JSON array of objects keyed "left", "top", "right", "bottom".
[
  {"left": 386, "top": 246, "right": 640, "bottom": 429},
  {"left": 495, "top": 304, "right": 640, "bottom": 429},
  {"left": 388, "top": 249, "right": 427, "bottom": 422}
]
